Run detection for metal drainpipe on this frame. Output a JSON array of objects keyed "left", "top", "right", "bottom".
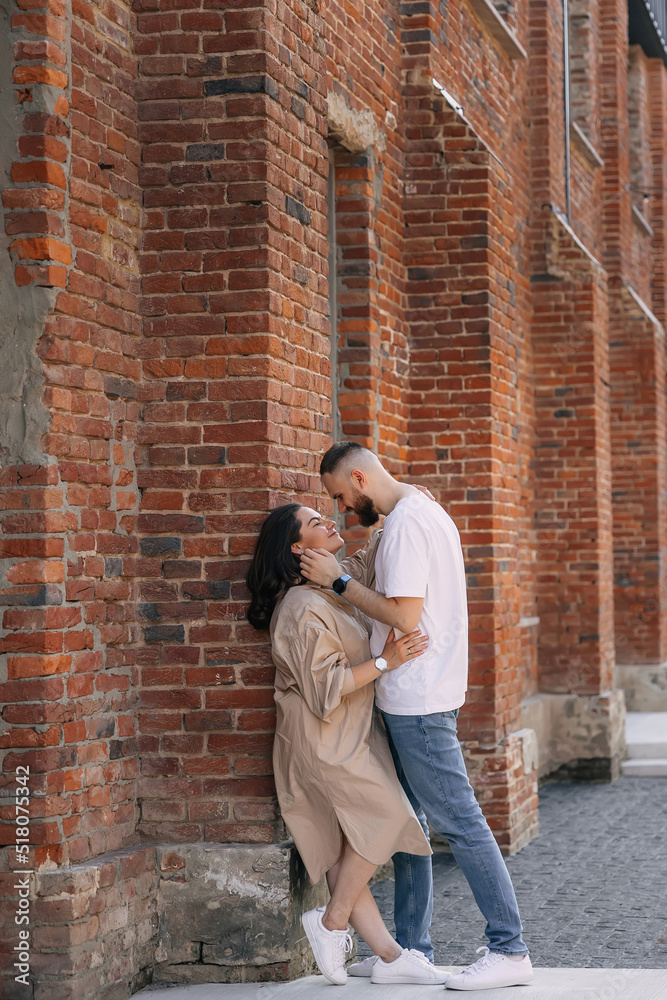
[
  {"left": 563, "top": 0, "right": 572, "bottom": 221},
  {"left": 327, "top": 147, "right": 341, "bottom": 446}
]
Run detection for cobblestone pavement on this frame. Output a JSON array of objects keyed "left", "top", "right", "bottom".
[{"left": 359, "top": 778, "right": 667, "bottom": 969}]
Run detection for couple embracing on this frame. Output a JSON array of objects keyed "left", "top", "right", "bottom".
[{"left": 246, "top": 442, "right": 533, "bottom": 992}]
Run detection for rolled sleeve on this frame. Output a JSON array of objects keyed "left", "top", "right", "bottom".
[{"left": 285, "top": 627, "right": 350, "bottom": 721}]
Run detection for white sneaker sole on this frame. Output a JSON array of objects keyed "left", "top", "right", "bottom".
[
  {"left": 372, "top": 961, "right": 453, "bottom": 985},
  {"left": 372, "top": 971, "right": 452, "bottom": 985},
  {"left": 301, "top": 910, "right": 346, "bottom": 986},
  {"left": 446, "top": 971, "right": 534, "bottom": 990}
]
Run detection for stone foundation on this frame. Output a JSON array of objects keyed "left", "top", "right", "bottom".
[
  {"left": 153, "top": 843, "right": 326, "bottom": 985},
  {"left": 615, "top": 663, "right": 667, "bottom": 711},
  {"left": 0, "top": 843, "right": 325, "bottom": 1000},
  {"left": 1, "top": 846, "right": 158, "bottom": 1000},
  {"left": 521, "top": 690, "right": 626, "bottom": 782}
]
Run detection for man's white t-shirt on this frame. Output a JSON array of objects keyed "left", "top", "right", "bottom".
[{"left": 371, "top": 491, "right": 468, "bottom": 715}]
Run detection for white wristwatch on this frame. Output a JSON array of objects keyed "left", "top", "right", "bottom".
[{"left": 374, "top": 656, "right": 388, "bottom": 673}]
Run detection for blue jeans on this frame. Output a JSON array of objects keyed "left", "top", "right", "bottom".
[{"left": 381, "top": 709, "right": 528, "bottom": 959}]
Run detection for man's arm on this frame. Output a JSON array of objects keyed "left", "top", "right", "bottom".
[
  {"left": 300, "top": 548, "right": 423, "bottom": 633},
  {"left": 338, "top": 530, "right": 381, "bottom": 588}
]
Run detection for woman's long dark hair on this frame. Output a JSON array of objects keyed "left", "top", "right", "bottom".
[{"left": 246, "top": 503, "right": 304, "bottom": 630}]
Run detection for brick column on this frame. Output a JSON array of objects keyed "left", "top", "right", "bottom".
[
  {"left": 401, "top": 5, "right": 538, "bottom": 854},
  {"left": 648, "top": 60, "right": 667, "bottom": 331},
  {"left": 532, "top": 223, "right": 614, "bottom": 700},
  {"left": 522, "top": 0, "right": 625, "bottom": 781},
  {"left": 4, "top": 0, "right": 72, "bottom": 289},
  {"left": 603, "top": 19, "right": 667, "bottom": 709},
  {"left": 133, "top": 0, "right": 329, "bottom": 982},
  {"left": 2, "top": 0, "right": 145, "bottom": 997},
  {"left": 609, "top": 287, "right": 667, "bottom": 681}
]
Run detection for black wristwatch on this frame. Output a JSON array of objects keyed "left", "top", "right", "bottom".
[{"left": 332, "top": 574, "right": 352, "bottom": 595}]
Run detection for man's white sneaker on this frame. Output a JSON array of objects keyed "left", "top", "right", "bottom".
[
  {"left": 301, "top": 906, "right": 353, "bottom": 986},
  {"left": 445, "top": 947, "right": 534, "bottom": 991},
  {"left": 348, "top": 955, "right": 378, "bottom": 977},
  {"left": 371, "top": 947, "right": 453, "bottom": 985}
]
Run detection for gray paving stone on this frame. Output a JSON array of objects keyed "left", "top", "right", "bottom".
[
  {"left": 136, "top": 779, "right": 667, "bottom": 997},
  {"left": 359, "top": 778, "right": 667, "bottom": 969}
]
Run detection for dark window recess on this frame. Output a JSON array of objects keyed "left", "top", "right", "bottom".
[{"left": 628, "top": 0, "right": 667, "bottom": 65}]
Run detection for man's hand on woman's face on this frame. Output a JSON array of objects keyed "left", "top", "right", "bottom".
[{"left": 300, "top": 548, "right": 341, "bottom": 588}]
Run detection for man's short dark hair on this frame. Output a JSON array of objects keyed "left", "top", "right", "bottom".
[{"left": 320, "top": 441, "right": 365, "bottom": 476}]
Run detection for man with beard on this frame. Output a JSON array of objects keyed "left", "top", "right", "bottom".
[{"left": 299, "top": 441, "right": 533, "bottom": 992}]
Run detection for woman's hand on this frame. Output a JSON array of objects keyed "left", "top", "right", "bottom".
[
  {"left": 414, "top": 484, "right": 437, "bottom": 502},
  {"left": 382, "top": 628, "right": 429, "bottom": 670}
]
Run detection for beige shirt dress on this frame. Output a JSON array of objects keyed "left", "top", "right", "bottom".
[{"left": 269, "top": 536, "right": 431, "bottom": 885}]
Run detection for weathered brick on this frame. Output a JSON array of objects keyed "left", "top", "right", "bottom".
[{"left": 144, "top": 625, "right": 185, "bottom": 644}]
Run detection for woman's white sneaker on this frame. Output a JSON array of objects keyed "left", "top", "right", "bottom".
[
  {"left": 371, "top": 947, "right": 453, "bottom": 985},
  {"left": 445, "top": 947, "right": 533, "bottom": 991},
  {"left": 348, "top": 954, "right": 378, "bottom": 977},
  {"left": 301, "top": 906, "right": 353, "bottom": 986}
]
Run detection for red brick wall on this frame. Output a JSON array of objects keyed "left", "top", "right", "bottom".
[
  {"left": 568, "top": 0, "right": 605, "bottom": 267},
  {"left": 649, "top": 60, "right": 667, "bottom": 329},
  {"left": 2, "top": 0, "right": 667, "bottom": 988},
  {"left": 325, "top": 1, "right": 407, "bottom": 471},
  {"left": 601, "top": 6, "right": 667, "bottom": 668},
  {"left": 325, "top": 0, "right": 539, "bottom": 848},
  {"left": 2, "top": 0, "right": 141, "bottom": 872},
  {"left": 531, "top": 236, "right": 614, "bottom": 694},
  {"left": 5, "top": 0, "right": 71, "bottom": 289},
  {"left": 30, "top": 847, "right": 157, "bottom": 998},
  {"left": 609, "top": 288, "right": 667, "bottom": 667},
  {"left": 133, "top": 0, "right": 331, "bottom": 844},
  {"left": 569, "top": 0, "right": 602, "bottom": 150},
  {"left": 627, "top": 47, "right": 654, "bottom": 306}
]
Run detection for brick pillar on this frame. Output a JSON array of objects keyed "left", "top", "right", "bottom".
[
  {"left": 603, "top": 19, "right": 667, "bottom": 709},
  {"left": 609, "top": 287, "right": 667, "bottom": 681},
  {"left": 532, "top": 222, "right": 614, "bottom": 701},
  {"left": 4, "top": 0, "right": 72, "bottom": 290},
  {"left": 133, "top": 0, "right": 329, "bottom": 983},
  {"left": 529, "top": 234, "right": 624, "bottom": 779},
  {"left": 648, "top": 60, "right": 667, "bottom": 331},
  {"left": 401, "top": 13, "right": 538, "bottom": 854},
  {"left": 522, "top": 0, "right": 625, "bottom": 782},
  {"left": 1, "top": 0, "right": 146, "bottom": 996}
]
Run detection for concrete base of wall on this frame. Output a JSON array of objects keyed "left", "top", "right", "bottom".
[
  {"left": 153, "top": 843, "right": 326, "bottom": 986},
  {"left": 615, "top": 663, "right": 667, "bottom": 711},
  {"left": 1, "top": 843, "right": 325, "bottom": 1000},
  {"left": 521, "top": 689, "right": 626, "bottom": 782}
]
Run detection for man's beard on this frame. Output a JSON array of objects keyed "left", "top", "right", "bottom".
[{"left": 350, "top": 489, "right": 380, "bottom": 527}]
